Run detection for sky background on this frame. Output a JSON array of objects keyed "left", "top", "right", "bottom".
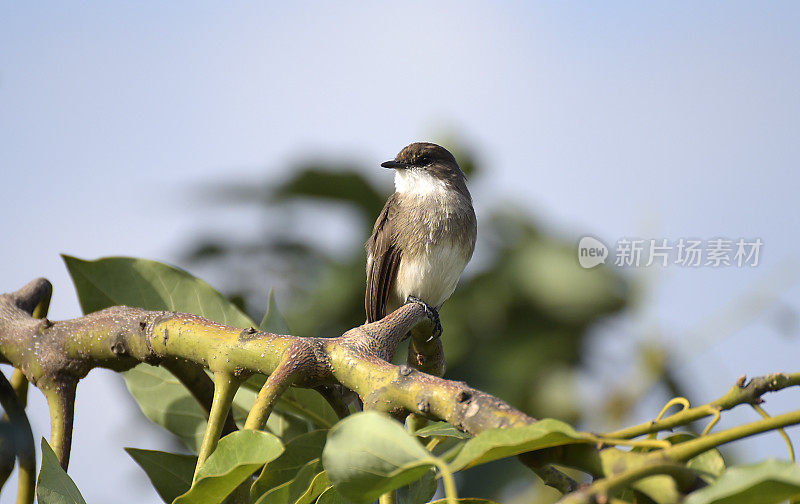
[{"left": 1, "top": 2, "right": 799, "bottom": 503}]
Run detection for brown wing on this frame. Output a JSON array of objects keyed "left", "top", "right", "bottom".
[{"left": 365, "top": 194, "right": 402, "bottom": 322}]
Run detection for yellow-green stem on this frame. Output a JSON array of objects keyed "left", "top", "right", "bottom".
[
  {"left": 194, "top": 372, "right": 240, "bottom": 481},
  {"left": 378, "top": 490, "right": 397, "bottom": 504},
  {"left": 9, "top": 370, "right": 28, "bottom": 409},
  {"left": 607, "top": 372, "right": 800, "bottom": 439},
  {"left": 664, "top": 408, "right": 800, "bottom": 462},
  {"left": 244, "top": 361, "right": 296, "bottom": 430},
  {"left": 432, "top": 458, "right": 458, "bottom": 504},
  {"left": 42, "top": 383, "right": 75, "bottom": 470}
]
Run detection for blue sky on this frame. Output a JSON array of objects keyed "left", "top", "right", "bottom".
[{"left": 1, "top": 3, "right": 799, "bottom": 502}]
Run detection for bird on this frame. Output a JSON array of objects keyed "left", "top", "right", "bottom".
[{"left": 365, "top": 142, "right": 477, "bottom": 339}]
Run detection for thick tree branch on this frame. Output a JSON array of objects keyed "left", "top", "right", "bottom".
[{"left": 0, "top": 279, "right": 547, "bottom": 457}]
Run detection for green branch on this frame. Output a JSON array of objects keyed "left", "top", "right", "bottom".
[
  {"left": 605, "top": 372, "right": 800, "bottom": 439},
  {"left": 194, "top": 372, "right": 240, "bottom": 479}
]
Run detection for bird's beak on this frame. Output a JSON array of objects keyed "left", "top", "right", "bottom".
[{"left": 381, "top": 160, "right": 408, "bottom": 169}]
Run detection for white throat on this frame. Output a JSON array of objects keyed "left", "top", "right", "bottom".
[{"left": 394, "top": 169, "right": 447, "bottom": 197}]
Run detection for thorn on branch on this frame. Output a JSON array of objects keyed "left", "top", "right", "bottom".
[{"left": 737, "top": 374, "right": 747, "bottom": 387}]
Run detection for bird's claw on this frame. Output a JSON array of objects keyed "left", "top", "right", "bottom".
[{"left": 406, "top": 296, "right": 442, "bottom": 342}]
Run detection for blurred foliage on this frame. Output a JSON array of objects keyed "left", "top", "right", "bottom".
[{"left": 181, "top": 139, "right": 629, "bottom": 498}]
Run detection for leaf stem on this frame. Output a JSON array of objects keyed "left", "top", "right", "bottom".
[
  {"left": 194, "top": 372, "right": 239, "bottom": 481},
  {"left": 431, "top": 458, "right": 458, "bottom": 504},
  {"left": 751, "top": 404, "right": 795, "bottom": 462}
]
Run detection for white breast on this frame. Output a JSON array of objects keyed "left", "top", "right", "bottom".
[
  {"left": 394, "top": 169, "right": 447, "bottom": 197},
  {"left": 393, "top": 241, "right": 469, "bottom": 309}
]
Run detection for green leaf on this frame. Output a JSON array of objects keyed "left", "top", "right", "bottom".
[
  {"left": 36, "top": 438, "right": 86, "bottom": 504},
  {"left": 322, "top": 412, "right": 438, "bottom": 503},
  {"left": 294, "top": 469, "right": 331, "bottom": 504},
  {"left": 62, "top": 255, "right": 255, "bottom": 327},
  {"left": 253, "top": 458, "right": 327, "bottom": 504},
  {"left": 125, "top": 448, "right": 196, "bottom": 503},
  {"left": 277, "top": 388, "right": 340, "bottom": 429},
  {"left": 122, "top": 365, "right": 208, "bottom": 452},
  {"left": 685, "top": 459, "right": 800, "bottom": 504},
  {"left": 396, "top": 468, "right": 437, "bottom": 504},
  {"left": 413, "top": 422, "right": 471, "bottom": 440},
  {"left": 175, "top": 430, "right": 284, "bottom": 504},
  {"left": 63, "top": 256, "right": 258, "bottom": 451},
  {"left": 599, "top": 448, "right": 680, "bottom": 504},
  {"left": 260, "top": 289, "right": 291, "bottom": 334},
  {"left": 251, "top": 430, "right": 328, "bottom": 499},
  {"left": 272, "top": 169, "right": 386, "bottom": 219},
  {"left": 447, "top": 418, "right": 592, "bottom": 471},
  {"left": 315, "top": 486, "right": 356, "bottom": 504}
]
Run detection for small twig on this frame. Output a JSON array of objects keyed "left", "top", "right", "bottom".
[
  {"left": 655, "top": 397, "right": 691, "bottom": 422},
  {"left": 700, "top": 407, "right": 721, "bottom": 436},
  {"left": 163, "top": 359, "right": 238, "bottom": 435},
  {"left": 41, "top": 380, "right": 77, "bottom": 470},
  {"left": 244, "top": 357, "right": 299, "bottom": 430},
  {"left": 9, "top": 370, "right": 28, "bottom": 409},
  {"left": 752, "top": 404, "right": 795, "bottom": 462},
  {"left": 194, "top": 372, "right": 240, "bottom": 480}
]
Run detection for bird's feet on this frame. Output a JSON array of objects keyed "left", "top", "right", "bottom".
[{"left": 405, "top": 296, "right": 442, "bottom": 341}]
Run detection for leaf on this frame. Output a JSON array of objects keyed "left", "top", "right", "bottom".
[
  {"left": 251, "top": 430, "right": 328, "bottom": 499},
  {"left": 36, "top": 438, "right": 86, "bottom": 504},
  {"left": 322, "top": 412, "right": 438, "bottom": 503},
  {"left": 277, "top": 388, "right": 340, "bottom": 429},
  {"left": 396, "top": 468, "right": 437, "bottom": 504},
  {"left": 260, "top": 289, "right": 291, "bottom": 334},
  {"left": 413, "top": 422, "right": 471, "bottom": 440},
  {"left": 599, "top": 448, "right": 680, "bottom": 504},
  {"left": 62, "top": 255, "right": 255, "bottom": 327},
  {"left": 63, "top": 255, "right": 258, "bottom": 450},
  {"left": 447, "top": 418, "right": 592, "bottom": 471},
  {"left": 684, "top": 459, "right": 800, "bottom": 504},
  {"left": 174, "top": 430, "right": 284, "bottom": 504},
  {"left": 316, "top": 486, "right": 356, "bottom": 504},
  {"left": 294, "top": 469, "right": 330, "bottom": 504},
  {"left": 253, "top": 458, "right": 326, "bottom": 504},
  {"left": 122, "top": 364, "right": 208, "bottom": 452},
  {"left": 272, "top": 168, "right": 386, "bottom": 219},
  {"left": 125, "top": 448, "right": 196, "bottom": 503}
]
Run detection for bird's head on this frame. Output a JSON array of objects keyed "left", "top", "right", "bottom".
[{"left": 381, "top": 142, "right": 468, "bottom": 197}]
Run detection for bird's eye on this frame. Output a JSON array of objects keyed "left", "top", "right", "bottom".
[{"left": 418, "top": 156, "right": 431, "bottom": 165}]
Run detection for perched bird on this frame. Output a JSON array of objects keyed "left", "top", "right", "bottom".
[{"left": 365, "top": 142, "right": 477, "bottom": 338}]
